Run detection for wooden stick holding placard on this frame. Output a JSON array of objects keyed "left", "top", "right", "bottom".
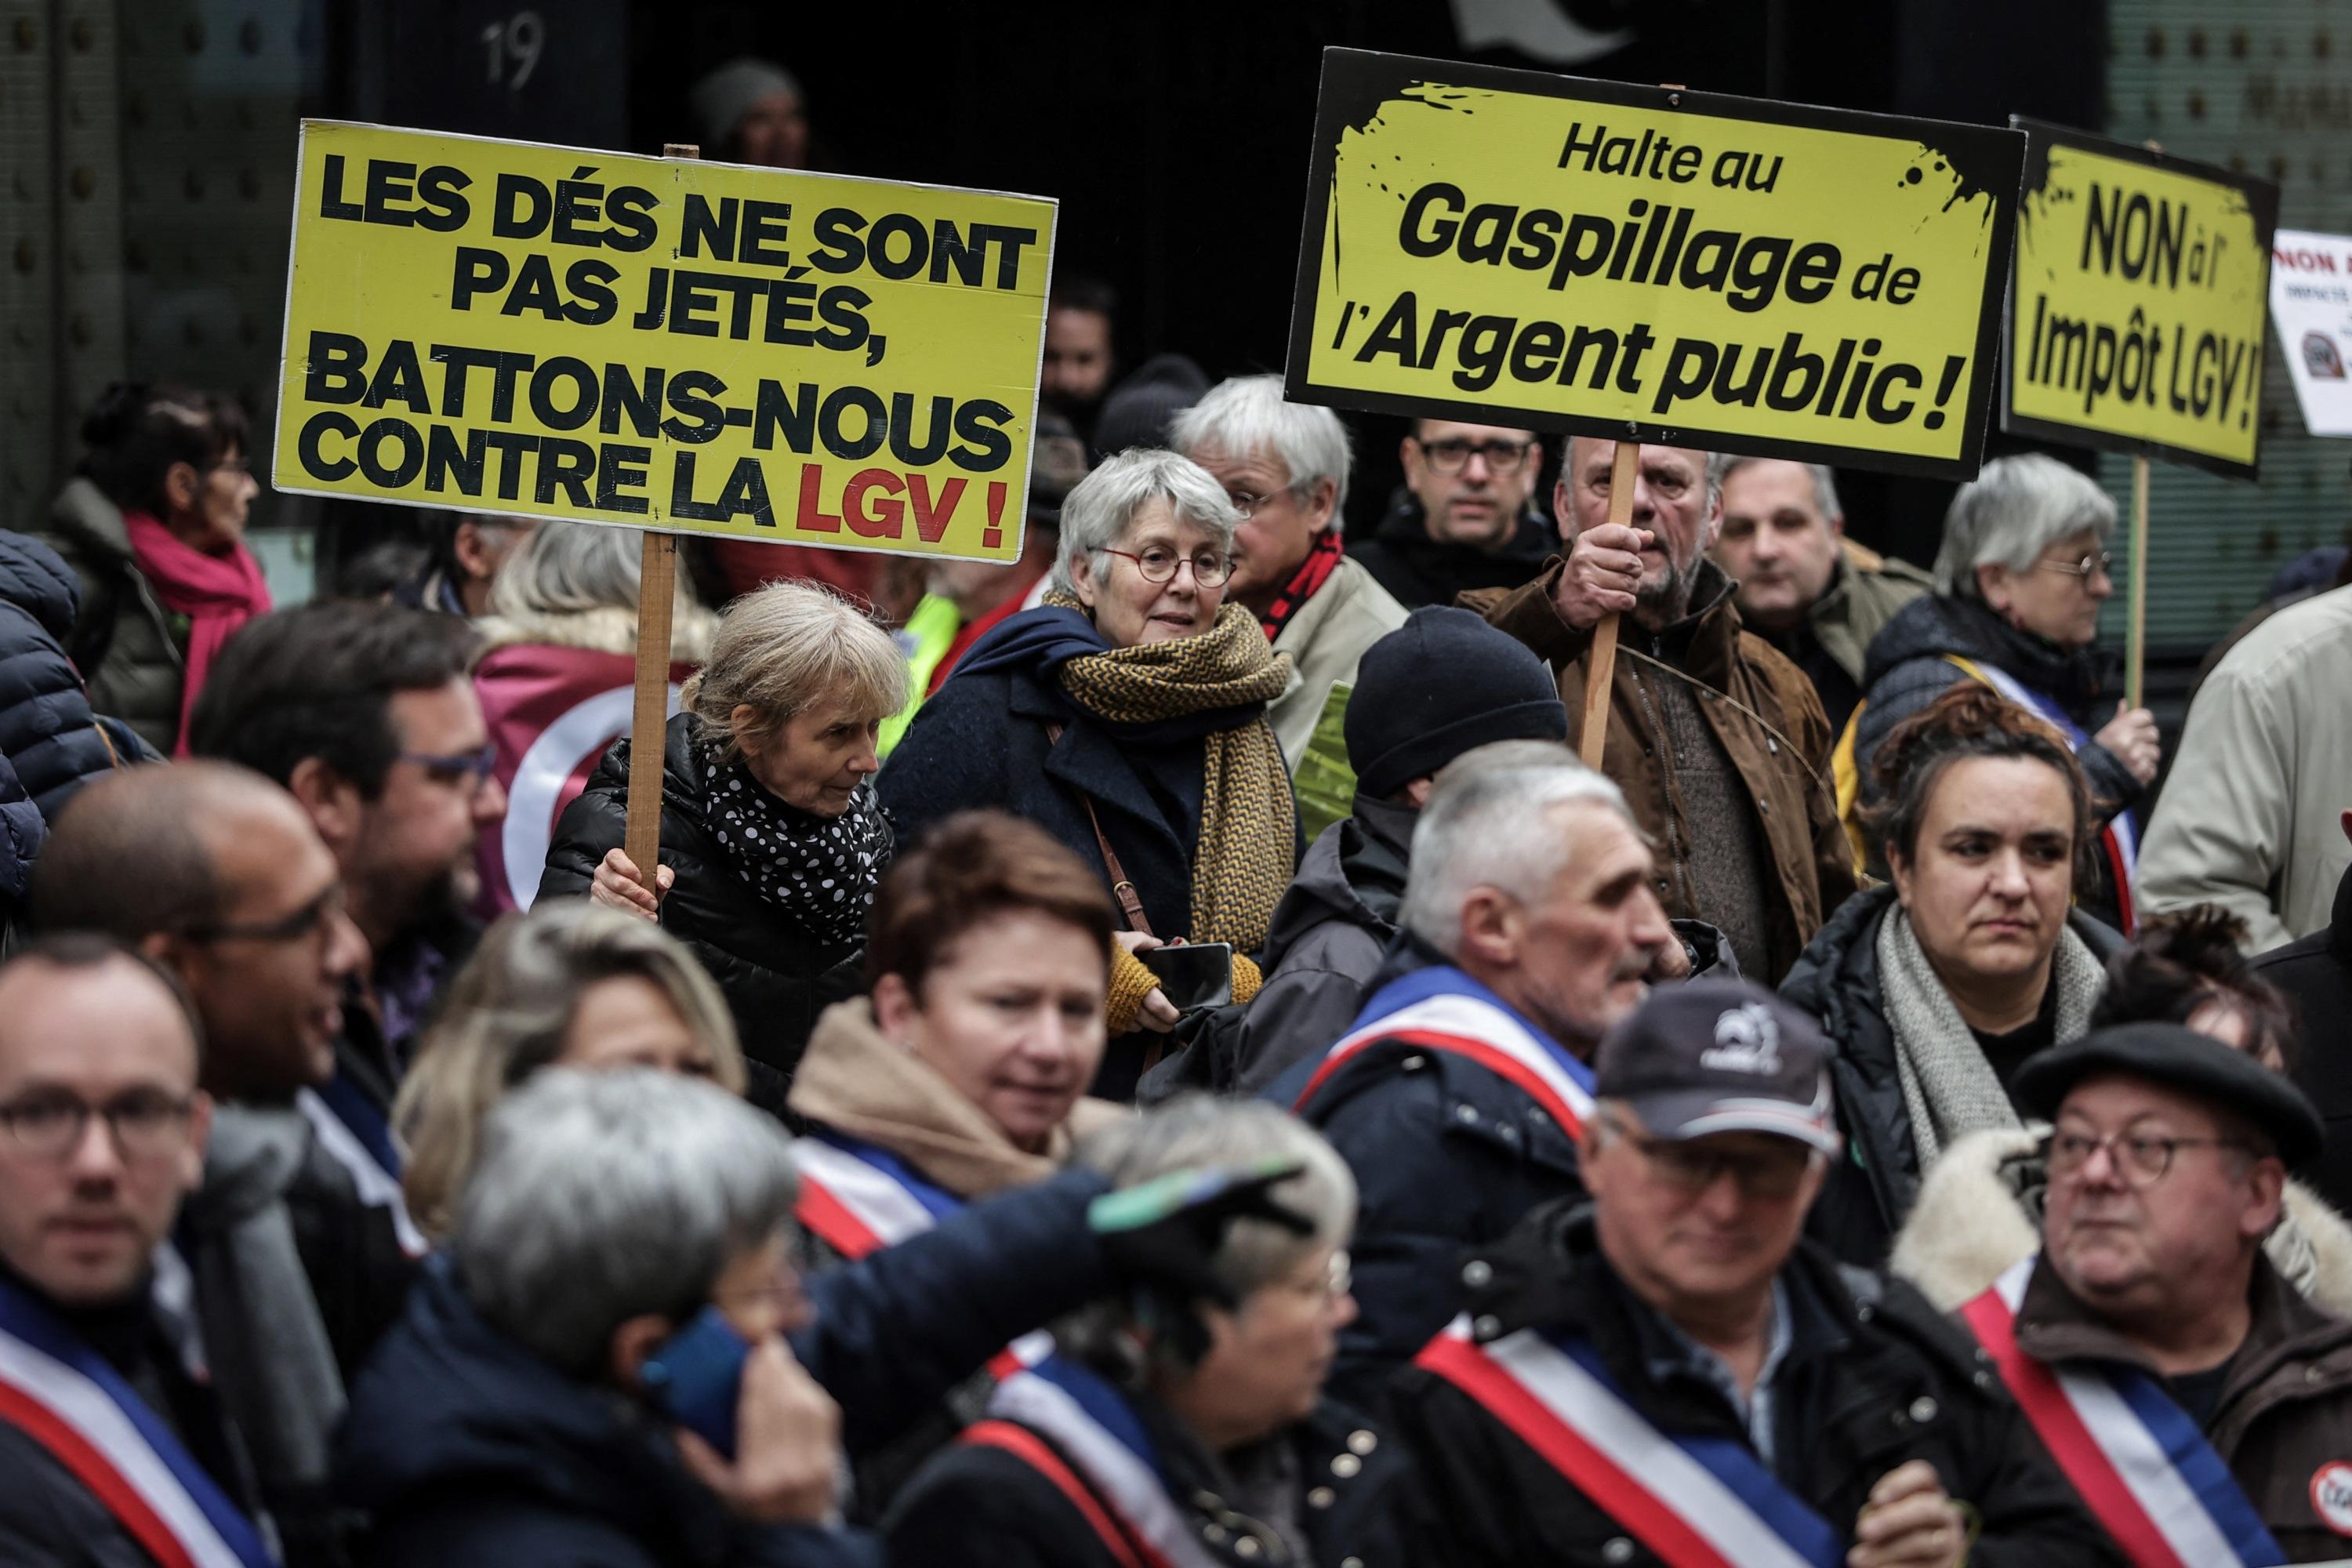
[
  {"left": 1579, "top": 439, "right": 1642, "bottom": 768},
  {"left": 2126, "top": 452, "right": 2149, "bottom": 712},
  {"left": 622, "top": 141, "right": 697, "bottom": 879}
]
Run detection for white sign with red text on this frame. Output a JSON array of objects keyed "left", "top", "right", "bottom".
[{"left": 2270, "top": 228, "right": 2352, "bottom": 436}]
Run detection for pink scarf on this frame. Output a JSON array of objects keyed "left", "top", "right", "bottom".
[{"left": 124, "top": 511, "right": 273, "bottom": 755}]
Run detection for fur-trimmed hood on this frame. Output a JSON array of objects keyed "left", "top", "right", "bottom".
[
  {"left": 1889, "top": 1123, "right": 2352, "bottom": 1317},
  {"left": 470, "top": 602, "right": 717, "bottom": 664}
]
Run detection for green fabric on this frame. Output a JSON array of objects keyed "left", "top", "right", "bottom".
[
  {"left": 1292, "top": 681, "right": 1358, "bottom": 847},
  {"left": 877, "top": 593, "right": 963, "bottom": 757}
]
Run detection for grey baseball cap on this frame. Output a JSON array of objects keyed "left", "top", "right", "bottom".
[{"left": 1594, "top": 979, "right": 1841, "bottom": 1156}]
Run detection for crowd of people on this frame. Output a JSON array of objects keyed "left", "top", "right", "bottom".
[{"left": 2, "top": 64, "right": 2350, "bottom": 1566}]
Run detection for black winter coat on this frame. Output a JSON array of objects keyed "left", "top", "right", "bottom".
[
  {"left": 1345, "top": 488, "right": 1556, "bottom": 612},
  {"left": 1388, "top": 1203, "right": 2125, "bottom": 1567},
  {"left": 338, "top": 1168, "right": 1117, "bottom": 1568},
  {"left": 1268, "top": 939, "right": 1586, "bottom": 1412},
  {"left": 883, "top": 1394, "right": 1418, "bottom": 1568},
  {"left": 336, "top": 1265, "right": 880, "bottom": 1568},
  {"left": 0, "top": 529, "right": 132, "bottom": 822},
  {"left": 2251, "top": 864, "right": 2352, "bottom": 1216},
  {"left": 1778, "top": 886, "right": 2125, "bottom": 1269},
  {"left": 539, "top": 713, "right": 873, "bottom": 1114}
]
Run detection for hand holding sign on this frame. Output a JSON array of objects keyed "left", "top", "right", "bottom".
[{"left": 1554, "top": 521, "right": 1653, "bottom": 631}]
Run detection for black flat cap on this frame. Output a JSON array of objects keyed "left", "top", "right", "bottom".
[{"left": 2013, "top": 1022, "right": 2325, "bottom": 1168}]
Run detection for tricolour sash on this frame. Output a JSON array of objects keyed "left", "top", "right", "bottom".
[
  {"left": 1293, "top": 964, "right": 1595, "bottom": 1136},
  {"left": 295, "top": 1083, "right": 426, "bottom": 1259},
  {"left": 789, "top": 1134, "right": 1051, "bottom": 1381},
  {"left": 0, "top": 1272, "right": 274, "bottom": 1568},
  {"left": 980, "top": 1358, "right": 1218, "bottom": 1568},
  {"left": 1417, "top": 1315, "right": 1842, "bottom": 1568},
  {"left": 1955, "top": 656, "right": 2140, "bottom": 935},
  {"left": 1959, "top": 1255, "right": 2283, "bottom": 1567}
]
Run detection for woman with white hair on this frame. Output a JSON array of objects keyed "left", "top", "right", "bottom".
[
  {"left": 1851, "top": 452, "right": 2160, "bottom": 931},
  {"left": 884, "top": 1096, "right": 1417, "bottom": 1568},
  {"left": 539, "top": 577, "right": 909, "bottom": 1111},
  {"left": 470, "top": 521, "right": 717, "bottom": 916},
  {"left": 880, "top": 448, "right": 1299, "bottom": 1098}
]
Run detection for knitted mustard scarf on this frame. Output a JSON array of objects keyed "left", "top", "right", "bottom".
[{"left": 1042, "top": 590, "right": 1296, "bottom": 951}]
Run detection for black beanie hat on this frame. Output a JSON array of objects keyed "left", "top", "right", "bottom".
[{"left": 1345, "top": 608, "right": 1568, "bottom": 798}]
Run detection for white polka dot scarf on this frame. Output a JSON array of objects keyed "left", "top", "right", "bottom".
[{"left": 700, "top": 739, "right": 894, "bottom": 949}]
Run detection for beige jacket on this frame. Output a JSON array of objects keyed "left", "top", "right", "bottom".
[
  {"left": 1268, "top": 554, "right": 1408, "bottom": 771},
  {"left": 787, "top": 998, "right": 1126, "bottom": 1199},
  {"left": 2140, "top": 584, "right": 2352, "bottom": 953},
  {"left": 1889, "top": 1124, "right": 2352, "bottom": 1317}
]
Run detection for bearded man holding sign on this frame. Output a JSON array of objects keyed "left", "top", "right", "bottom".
[{"left": 1387, "top": 982, "right": 2120, "bottom": 1567}]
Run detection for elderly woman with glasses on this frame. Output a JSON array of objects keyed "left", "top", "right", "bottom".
[
  {"left": 881, "top": 449, "right": 1300, "bottom": 1098},
  {"left": 1852, "top": 453, "right": 2158, "bottom": 931},
  {"left": 884, "top": 1097, "right": 1417, "bottom": 1568}
]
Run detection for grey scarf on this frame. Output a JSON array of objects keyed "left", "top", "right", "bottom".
[
  {"left": 1878, "top": 908, "right": 2103, "bottom": 1170},
  {"left": 178, "top": 1105, "right": 346, "bottom": 1490}
]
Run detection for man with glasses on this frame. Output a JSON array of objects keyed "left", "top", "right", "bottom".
[
  {"left": 188, "top": 601, "right": 501, "bottom": 1135},
  {"left": 1951, "top": 1021, "right": 2352, "bottom": 1561},
  {"left": 0, "top": 935, "right": 282, "bottom": 1567},
  {"left": 29, "top": 761, "right": 395, "bottom": 1566},
  {"left": 1389, "top": 981, "right": 2116, "bottom": 1567},
  {"left": 1351, "top": 419, "right": 1556, "bottom": 611},
  {"left": 1171, "top": 375, "right": 1406, "bottom": 768}
]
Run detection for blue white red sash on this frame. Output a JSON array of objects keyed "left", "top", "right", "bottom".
[
  {"left": 789, "top": 1134, "right": 1052, "bottom": 1380},
  {"left": 1293, "top": 964, "right": 1595, "bottom": 1137},
  {"left": 1417, "top": 1314, "right": 1842, "bottom": 1568},
  {"left": 1964, "top": 659, "right": 2141, "bottom": 935},
  {"left": 295, "top": 1083, "right": 427, "bottom": 1259},
  {"left": 1959, "top": 1255, "right": 2283, "bottom": 1567},
  {"left": 982, "top": 1357, "right": 1218, "bottom": 1568},
  {"left": 0, "top": 1272, "right": 275, "bottom": 1568}
]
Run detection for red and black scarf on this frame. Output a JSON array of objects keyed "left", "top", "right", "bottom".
[{"left": 1257, "top": 528, "right": 1344, "bottom": 641}]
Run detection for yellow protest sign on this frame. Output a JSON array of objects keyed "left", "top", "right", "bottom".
[
  {"left": 272, "top": 121, "right": 1054, "bottom": 561},
  {"left": 2005, "top": 121, "right": 2277, "bottom": 478},
  {"left": 1288, "top": 51, "right": 2025, "bottom": 480}
]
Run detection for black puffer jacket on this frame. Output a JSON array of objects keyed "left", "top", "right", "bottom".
[
  {"left": 1779, "top": 885, "right": 2125, "bottom": 1269},
  {"left": 1388, "top": 1201, "right": 2125, "bottom": 1568},
  {"left": 539, "top": 713, "right": 875, "bottom": 1115},
  {"left": 0, "top": 530, "right": 133, "bottom": 822}
]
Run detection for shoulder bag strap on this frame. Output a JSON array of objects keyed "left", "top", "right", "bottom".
[{"left": 1047, "top": 722, "right": 1155, "bottom": 938}]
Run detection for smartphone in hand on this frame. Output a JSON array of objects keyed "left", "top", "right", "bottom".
[
  {"left": 641, "top": 1305, "right": 750, "bottom": 1458},
  {"left": 1139, "top": 942, "right": 1235, "bottom": 1013}
]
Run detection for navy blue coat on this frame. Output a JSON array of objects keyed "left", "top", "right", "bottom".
[
  {"left": 1268, "top": 941, "right": 1587, "bottom": 1414},
  {"left": 881, "top": 608, "right": 1299, "bottom": 946},
  {"left": 0, "top": 530, "right": 130, "bottom": 823},
  {"left": 337, "top": 1169, "right": 1112, "bottom": 1567}
]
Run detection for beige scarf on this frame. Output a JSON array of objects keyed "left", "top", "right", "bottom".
[
  {"left": 1043, "top": 590, "right": 1295, "bottom": 951},
  {"left": 787, "top": 999, "right": 1127, "bottom": 1199}
]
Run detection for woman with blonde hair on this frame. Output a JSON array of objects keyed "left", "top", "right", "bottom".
[
  {"left": 395, "top": 899, "right": 746, "bottom": 1240},
  {"left": 539, "top": 576, "right": 909, "bottom": 1111}
]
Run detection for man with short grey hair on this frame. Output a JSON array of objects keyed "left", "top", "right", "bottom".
[
  {"left": 1172, "top": 375, "right": 1407, "bottom": 767},
  {"left": 1712, "top": 456, "right": 1930, "bottom": 735},
  {"left": 1276, "top": 741, "right": 1675, "bottom": 1406},
  {"left": 337, "top": 1068, "right": 1315, "bottom": 1566},
  {"left": 1475, "top": 439, "right": 1856, "bottom": 982}
]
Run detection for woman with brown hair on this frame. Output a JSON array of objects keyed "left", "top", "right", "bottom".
[
  {"left": 1782, "top": 684, "right": 2125, "bottom": 1267},
  {"left": 785, "top": 808, "right": 1127, "bottom": 1517}
]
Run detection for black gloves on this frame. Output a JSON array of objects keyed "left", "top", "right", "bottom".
[{"left": 1087, "top": 1157, "right": 1316, "bottom": 1362}]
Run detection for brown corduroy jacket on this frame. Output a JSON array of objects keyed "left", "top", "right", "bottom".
[
  {"left": 1468, "top": 557, "right": 1857, "bottom": 982},
  {"left": 2014, "top": 1251, "right": 2352, "bottom": 1563}
]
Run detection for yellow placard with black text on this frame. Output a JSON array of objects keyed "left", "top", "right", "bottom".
[
  {"left": 272, "top": 121, "right": 1055, "bottom": 559},
  {"left": 2004, "top": 120, "right": 2277, "bottom": 479},
  {"left": 1287, "top": 51, "right": 2027, "bottom": 480}
]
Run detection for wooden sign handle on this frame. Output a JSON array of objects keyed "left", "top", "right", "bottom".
[
  {"left": 621, "top": 140, "right": 701, "bottom": 884},
  {"left": 1579, "top": 439, "right": 1642, "bottom": 768},
  {"left": 2125, "top": 452, "right": 2149, "bottom": 713}
]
